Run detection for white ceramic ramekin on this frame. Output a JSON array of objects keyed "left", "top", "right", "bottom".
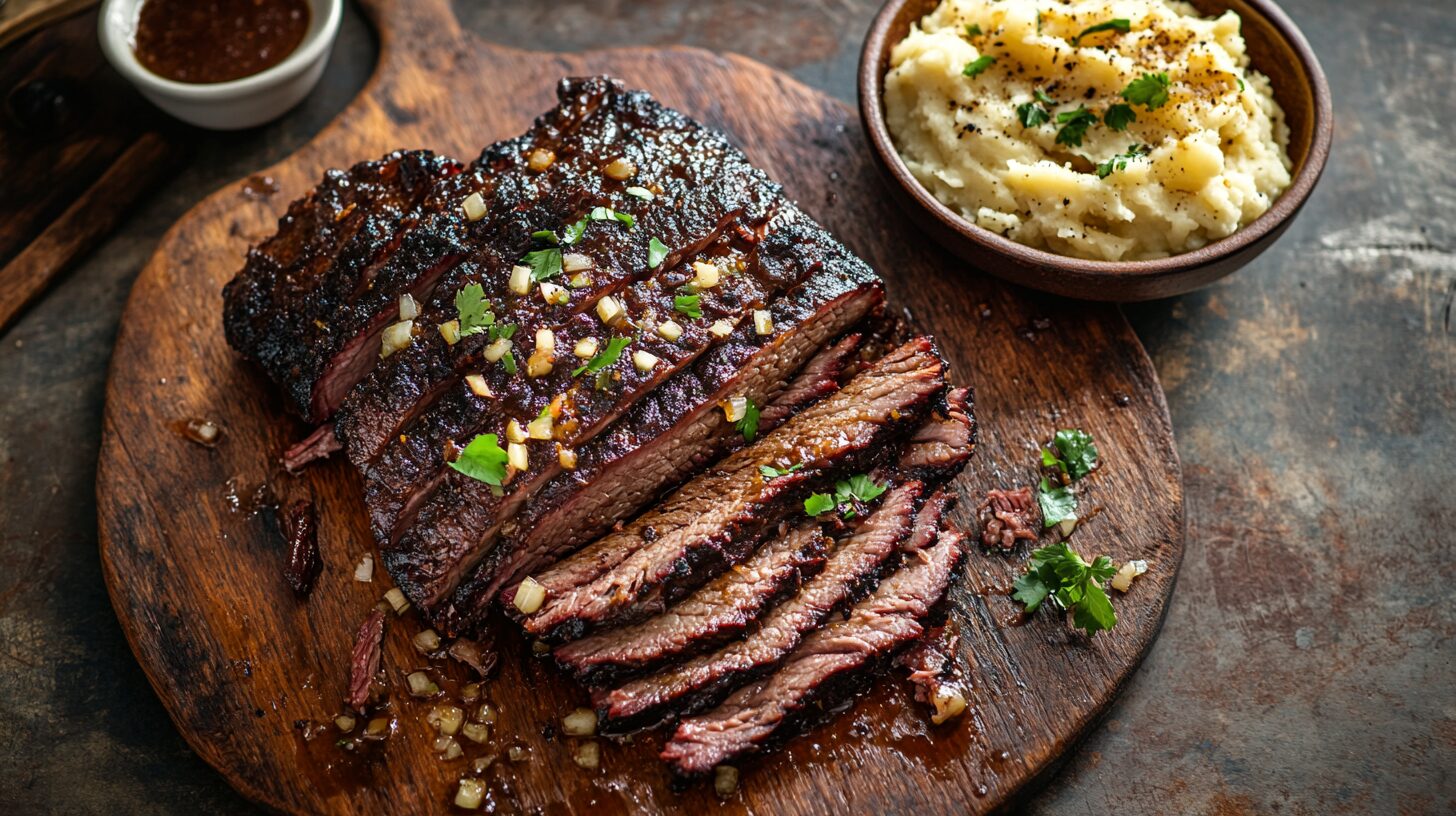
[{"left": 97, "top": 0, "right": 342, "bottom": 130}]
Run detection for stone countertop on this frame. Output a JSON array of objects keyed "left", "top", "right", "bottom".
[{"left": 0, "top": 1, "right": 1450, "bottom": 813}]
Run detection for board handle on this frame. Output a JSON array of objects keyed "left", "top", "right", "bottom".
[{"left": 356, "top": 0, "right": 464, "bottom": 63}]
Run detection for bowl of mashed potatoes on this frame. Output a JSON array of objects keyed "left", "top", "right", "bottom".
[{"left": 859, "top": 0, "right": 1331, "bottom": 300}]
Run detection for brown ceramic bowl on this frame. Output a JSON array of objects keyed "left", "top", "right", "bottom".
[{"left": 858, "top": 0, "right": 1333, "bottom": 301}]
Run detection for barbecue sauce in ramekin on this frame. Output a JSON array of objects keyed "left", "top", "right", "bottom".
[{"left": 132, "top": 0, "right": 311, "bottom": 84}]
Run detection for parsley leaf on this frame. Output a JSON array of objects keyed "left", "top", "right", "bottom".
[
  {"left": 1121, "top": 72, "right": 1171, "bottom": 110},
  {"left": 500, "top": 351, "right": 517, "bottom": 374},
  {"left": 1012, "top": 541, "right": 1118, "bottom": 635},
  {"left": 1034, "top": 89, "right": 1055, "bottom": 105},
  {"left": 488, "top": 322, "right": 517, "bottom": 343},
  {"left": 523, "top": 248, "right": 563, "bottom": 282},
  {"left": 840, "top": 474, "right": 888, "bottom": 504},
  {"left": 1071, "top": 18, "right": 1130, "bottom": 46},
  {"left": 735, "top": 398, "right": 760, "bottom": 442},
  {"left": 448, "top": 433, "right": 508, "bottom": 485},
  {"left": 1104, "top": 103, "right": 1137, "bottom": 131},
  {"left": 589, "top": 206, "right": 635, "bottom": 229},
  {"left": 1046, "top": 429, "right": 1100, "bottom": 478},
  {"left": 1017, "top": 102, "right": 1050, "bottom": 128},
  {"left": 560, "top": 218, "right": 590, "bottom": 245},
  {"left": 965, "top": 23, "right": 982, "bottom": 36},
  {"left": 531, "top": 229, "right": 559, "bottom": 244},
  {"left": 647, "top": 237, "right": 669, "bottom": 269},
  {"left": 962, "top": 55, "right": 996, "bottom": 77},
  {"left": 455, "top": 283, "right": 495, "bottom": 337},
  {"left": 759, "top": 463, "right": 804, "bottom": 479},
  {"left": 572, "top": 335, "right": 631, "bottom": 377},
  {"left": 673, "top": 293, "right": 703, "bottom": 319},
  {"left": 1095, "top": 144, "right": 1150, "bottom": 178},
  {"left": 1037, "top": 477, "right": 1078, "bottom": 529},
  {"left": 804, "top": 493, "right": 836, "bottom": 516},
  {"left": 1054, "top": 106, "right": 1098, "bottom": 148}
]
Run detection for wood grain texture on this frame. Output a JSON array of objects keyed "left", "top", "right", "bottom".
[
  {"left": 95, "top": 0, "right": 1182, "bottom": 813},
  {"left": 0, "top": 0, "right": 94, "bottom": 50}
]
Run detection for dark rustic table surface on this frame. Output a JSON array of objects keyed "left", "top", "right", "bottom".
[{"left": 1, "top": 1, "right": 1451, "bottom": 813}]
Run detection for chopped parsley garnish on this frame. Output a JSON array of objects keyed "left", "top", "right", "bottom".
[
  {"left": 1121, "top": 72, "right": 1172, "bottom": 110},
  {"left": 1071, "top": 18, "right": 1130, "bottom": 46},
  {"left": 673, "top": 293, "right": 703, "bottom": 319},
  {"left": 500, "top": 351, "right": 517, "bottom": 374},
  {"left": 1012, "top": 541, "right": 1118, "bottom": 635},
  {"left": 734, "top": 398, "right": 761, "bottom": 443},
  {"left": 759, "top": 463, "right": 803, "bottom": 479},
  {"left": 962, "top": 55, "right": 996, "bottom": 77},
  {"left": 1103, "top": 103, "right": 1137, "bottom": 131},
  {"left": 1041, "top": 429, "right": 1100, "bottom": 478},
  {"left": 965, "top": 23, "right": 982, "bottom": 36},
  {"left": 455, "top": 283, "right": 496, "bottom": 337},
  {"left": 523, "top": 247, "right": 563, "bottom": 281},
  {"left": 531, "top": 229, "right": 559, "bottom": 244},
  {"left": 1237, "top": 77, "right": 1246, "bottom": 92},
  {"left": 488, "top": 322, "right": 517, "bottom": 343},
  {"left": 1037, "top": 477, "right": 1078, "bottom": 529},
  {"left": 1035, "top": 89, "right": 1055, "bottom": 105},
  {"left": 1017, "top": 102, "right": 1050, "bottom": 128},
  {"left": 647, "top": 237, "right": 669, "bottom": 269},
  {"left": 1095, "top": 144, "right": 1150, "bottom": 178},
  {"left": 1054, "top": 106, "right": 1098, "bottom": 147},
  {"left": 572, "top": 335, "right": 631, "bottom": 378},
  {"left": 589, "top": 206, "right": 635, "bottom": 229},
  {"left": 448, "top": 433, "right": 508, "bottom": 485},
  {"left": 805, "top": 473, "right": 889, "bottom": 519}
]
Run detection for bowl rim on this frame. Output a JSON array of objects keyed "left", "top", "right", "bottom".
[
  {"left": 97, "top": 0, "right": 343, "bottom": 100},
  {"left": 857, "top": 0, "right": 1334, "bottom": 279}
]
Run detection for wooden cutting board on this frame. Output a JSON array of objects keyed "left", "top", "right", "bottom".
[{"left": 96, "top": 0, "right": 1184, "bottom": 812}]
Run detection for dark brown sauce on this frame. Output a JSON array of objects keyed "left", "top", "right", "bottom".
[{"left": 133, "top": 0, "right": 311, "bottom": 84}]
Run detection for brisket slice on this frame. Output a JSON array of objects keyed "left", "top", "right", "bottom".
[
  {"left": 438, "top": 230, "right": 885, "bottom": 634},
  {"left": 553, "top": 522, "right": 828, "bottom": 686},
  {"left": 337, "top": 76, "right": 782, "bottom": 471},
  {"left": 222, "top": 150, "right": 466, "bottom": 422},
  {"left": 282, "top": 423, "right": 343, "bottom": 473},
  {"left": 596, "top": 479, "right": 934, "bottom": 732},
  {"left": 513, "top": 338, "right": 947, "bottom": 640},
  {"left": 660, "top": 527, "right": 967, "bottom": 776}
]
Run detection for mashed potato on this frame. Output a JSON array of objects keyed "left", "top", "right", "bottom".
[{"left": 884, "top": 0, "right": 1292, "bottom": 261}]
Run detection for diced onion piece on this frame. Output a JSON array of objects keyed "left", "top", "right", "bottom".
[
  {"left": 455, "top": 778, "right": 486, "bottom": 810},
  {"left": 406, "top": 671, "right": 439, "bottom": 697},
  {"left": 461, "top": 722, "right": 490, "bottom": 744},
  {"left": 413, "top": 629, "right": 442, "bottom": 653},
  {"left": 354, "top": 554, "right": 374, "bottom": 582},
  {"left": 753, "top": 309, "right": 773, "bottom": 335},
  {"left": 714, "top": 765, "right": 739, "bottom": 798},
  {"left": 526, "top": 352, "right": 553, "bottom": 378},
  {"left": 562, "top": 252, "right": 592, "bottom": 273},
  {"left": 573, "top": 740, "right": 601, "bottom": 769},
  {"left": 1110, "top": 559, "right": 1148, "bottom": 592},
  {"left": 535, "top": 328, "right": 556, "bottom": 355},
  {"left": 691, "top": 261, "right": 720, "bottom": 288},
  {"left": 595, "top": 295, "right": 622, "bottom": 325},
  {"left": 476, "top": 703, "right": 498, "bottom": 724},
  {"left": 505, "top": 419, "right": 527, "bottom": 444},
  {"left": 656, "top": 319, "right": 683, "bottom": 341},
  {"left": 562, "top": 708, "right": 597, "bottom": 736},
  {"left": 930, "top": 687, "right": 968, "bottom": 725},
  {"left": 513, "top": 577, "right": 546, "bottom": 615},
  {"left": 464, "top": 374, "right": 492, "bottom": 398},
  {"left": 509, "top": 264, "right": 531, "bottom": 295},
  {"left": 472, "top": 755, "right": 496, "bottom": 773},
  {"left": 722, "top": 395, "right": 748, "bottom": 423},
  {"left": 461, "top": 192, "right": 487, "bottom": 222},
  {"left": 381, "top": 320, "right": 414, "bottom": 358},
  {"left": 507, "top": 442, "right": 529, "bottom": 472},
  {"left": 1056, "top": 517, "right": 1078, "bottom": 538},
  {"left": 335, "top": 714, "right": 356, "bottom": 732},
  {"left": 438, "top": 319, "right": 462, "bottom": 346},
  {"left": 461, "top": 682, "right": 481, "bottom": 702},
  {"left": 365, "top": 717, "right": 391, "bottom": 737},
  {"left": 625, "top": 185, "right": 654, "bottom": 200},
  {"left": 508, "top": 745, "right": 530, "bottom": 762},
  {"left": 604, "top": 157, "right": 636, "bottom": 180},
  {"left": 483, "top": 338, "right": 512, "bottom": 363},
  {"left": 574, "top": 337, "right": 599, "bottom": 359},
  {"left": 428, "top": 704, "right": 464, "bottom": 736},
  {"left": 399, "top": 293, "right": 419, "bottom": 321},
  {"left": 384, "top": 588, "right": 410, "bottom": 615},
  {"left": 632, "top": 350, "right": 659, "bottom": 372},
  {"left": 527, "top": 413, "right": 553, "bottom": 441},
  {"left": 709, "top": 319, "right": 734, "bottom": 338},
  {"left": 558, "top": 445, "right": 577, "bottom": 470},
  {"left": 527, "top": 148, "right": 555, "bottom": 172},
  {"left": 567, "top": 271, "right": 592, "bottom": 289},
  {"left": 539, "top": 281, "right": 569, "bottom": 306},
  {"left": 440, "top": 738, "right": 463, "bottom": 760}
]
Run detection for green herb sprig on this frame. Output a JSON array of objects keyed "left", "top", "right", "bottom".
[{"left": 1012, "top": 541, "right": 1118, "bottom": 634}]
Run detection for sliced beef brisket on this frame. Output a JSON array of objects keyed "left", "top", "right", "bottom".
[{"left": 660, "top": 527, "right": 967, "bottom": 776}]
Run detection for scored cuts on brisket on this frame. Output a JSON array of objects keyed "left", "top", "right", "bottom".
[{"left": 222, "top": 75, "right": 976, "bottom": 781}]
